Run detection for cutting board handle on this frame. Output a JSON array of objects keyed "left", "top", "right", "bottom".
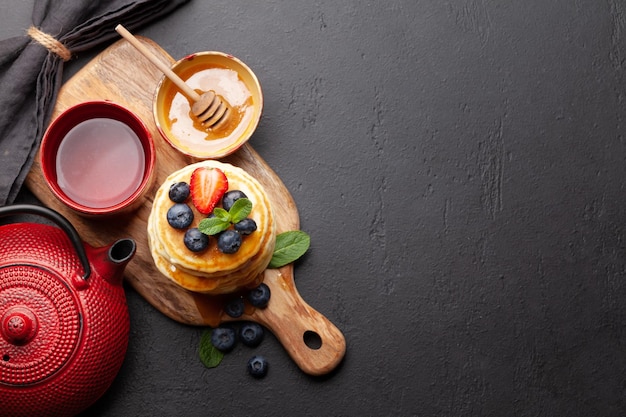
[{"left": 253, "top": 266, "right": 346, "bottom": 376}]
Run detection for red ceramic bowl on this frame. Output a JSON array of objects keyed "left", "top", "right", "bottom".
[{"left": 40, "top": 101, "right": 156, "bottom": 217}]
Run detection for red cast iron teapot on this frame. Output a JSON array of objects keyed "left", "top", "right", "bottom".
[{"left": 0, "top": 204, "right": 135, "bottom": 417}]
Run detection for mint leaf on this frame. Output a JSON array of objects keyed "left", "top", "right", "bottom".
[
  {"left": 198, "top": 330, "right": 224, "bottom": 368},
  {"left": 198, "top": 198, "right": 254, "bottom": 236},
  {"left": 229, "top": 198, "right": 252, "bottom": 223},
  {"left": 269, "top": 231, "right": 311, "bottom": 269},
  {"left": 213, "top": 207, "right": 230, "bottom": 221},
  {"left": 198, "top": 217, "right": 230, "bottom": 235}
]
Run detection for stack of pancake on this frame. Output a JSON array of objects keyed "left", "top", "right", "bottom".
[{"left": 147, "top": 160, "right": 276, "bottom": 294}]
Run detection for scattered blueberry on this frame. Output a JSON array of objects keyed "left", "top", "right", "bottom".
[
  {"left": 234, "top": 218, "right": 257, "bottom": 235},
  {"left": 168, "top": 182, "right": 190, "bottom": 203},
  {"left": 224, "top": 297, "right": 245, "bottom": 318},
  {"left": 184, "top": 228, "right": 209, "bottom": 252},
  {"left": 247, "top": 355, "right": 268, "bottom": 378},
  {"left": 167, "top": 203, "right": 194, "bottom": 229},
  {"left": 222, "top": 190, "right": 247, "bottom": 211},
  {"left": 239, "top": 322, "right": 264, "bottom": 347},
  {"left": 218, "top": 230, "right": 242, "bottom": 254},
  {"left": 248, "top": 283, "right": 271, "bottom": 308},
  {"left": 211, "top": 327, "right": 237, "bottom": 352}
]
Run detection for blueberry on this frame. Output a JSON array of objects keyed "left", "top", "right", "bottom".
[
  {"left": 234, "top": 218, "right": 257, "bottom": 235},
  {"left": 224, "top": 297, "right": 245, "bottom": 318},
  {"left": 222, "top": 190, "right": 247, "bottom": 211},
  {"left": 168, "top": 182, "right": 190, "bottom": 203},
  {"left": 247, "top": 355, "right": 268, "bottom": 378},
  {"left": 218, "top": 230, "right": 242, "bottom": 254},
  {"left": 183, "top": 228, "right": 209, "bottom": 252},
  {"left": 248, "top": 283, "right": 271, "bottom": 308},
  {"left": 167, "top": 203, "right": 194, "bottom": 229},
  {"left": 211, "top": 327, "right": 237, "bottom": 352},
  {"left": 239, "top": 322, "right": 264, "bottom": 347}
]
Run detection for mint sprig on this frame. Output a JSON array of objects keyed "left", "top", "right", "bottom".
[
  {"left": 198, "top": 330, "right": 224, "bottom": 368},
  {"left": 198, "top": 198, "right": 252, "bottom": 235},
  {"left": 269, "top": 231, "right": 311, "bottom": 269}
]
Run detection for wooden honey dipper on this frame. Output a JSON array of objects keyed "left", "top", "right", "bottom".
[{"left": 115, "top": 24, "right": 231, "bottom": 129}]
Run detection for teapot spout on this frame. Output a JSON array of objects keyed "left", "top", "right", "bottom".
[{"left": 89, "top": 238, "right": 136, "bottom": 286}]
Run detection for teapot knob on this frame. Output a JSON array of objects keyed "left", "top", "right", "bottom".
[{"left": 1, "top": 307, "right": 38, "bottom": 345}]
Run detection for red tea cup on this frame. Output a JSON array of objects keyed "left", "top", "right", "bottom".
[{"left": 40, "top": 100, "right": 156, "bottom": 217}]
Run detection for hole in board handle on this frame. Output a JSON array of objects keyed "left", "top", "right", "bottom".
[{"left": 303, "top": 330, "right": 322, "bottom": 350}]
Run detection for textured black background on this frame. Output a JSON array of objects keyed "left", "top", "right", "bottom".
[{"left": 2, "top": 0, "right": 626, "bottom": 416}]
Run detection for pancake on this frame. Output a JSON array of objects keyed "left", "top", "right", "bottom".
[{"left": 147, "top": 160, "right": 276, "bottom": 294}]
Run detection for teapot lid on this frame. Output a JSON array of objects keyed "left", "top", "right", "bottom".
[{"left": 0, "top": 263, "right": 82, "bottom": 385}]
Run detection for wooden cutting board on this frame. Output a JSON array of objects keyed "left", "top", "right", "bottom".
[{"left": 25, "top": 38, "right": 345, "bottom": 376}]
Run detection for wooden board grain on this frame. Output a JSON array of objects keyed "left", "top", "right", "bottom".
[{"left": 25, "top": 38, "right": 345, "bottom": 375}]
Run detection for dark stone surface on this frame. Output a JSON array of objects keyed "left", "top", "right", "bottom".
[{"left": 3, "top": 0, "right": 626, "bottom": 416}]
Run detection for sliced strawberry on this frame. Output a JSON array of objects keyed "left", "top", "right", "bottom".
[{"left": 189, "top": 167, "right": 229, "bottom": 214}]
